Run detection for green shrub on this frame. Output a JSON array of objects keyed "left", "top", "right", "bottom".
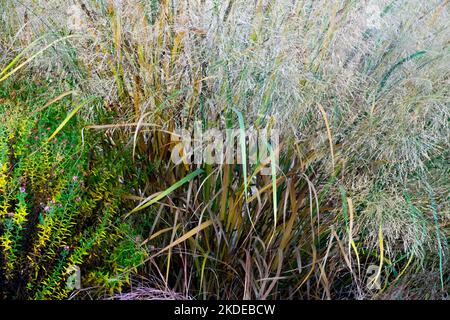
[{"left": 0, "top": 81, "right": 146, "bottom": 299}]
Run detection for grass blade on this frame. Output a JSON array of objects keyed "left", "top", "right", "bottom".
[
  {"left": 125, "top": 168, "right": 204, "bottom": 217},
  {"left": 0, "top": 35, "right": 78, "bottom": 82},
  {"left": 47, "top": 97, "right": 95, "bottom": 142}
]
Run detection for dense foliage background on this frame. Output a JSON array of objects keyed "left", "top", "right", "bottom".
[{"left": 0, "top": 0, "right": 448, "bottom": 299}]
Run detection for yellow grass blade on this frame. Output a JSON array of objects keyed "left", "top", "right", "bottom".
[
  {"left": 371, "top": 225, "right": 384, "bottom": 290},
  {"left": 32, "top": 90, "right": 78, "bottom": 115},
  {"left": 47, "top": 97, "right": 95, "bottom": 142},
  {"left": 347, "top": 197, "right": 361, "bottom": 277},
  {"left": 151, "top": 220, "right": 213, "bottom": 259}
]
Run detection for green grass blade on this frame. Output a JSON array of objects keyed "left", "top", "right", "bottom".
[
  {"left": 125, "top": 168, "right": 204, "bottom": 217},
  {"left": 47, "top": 97, "right": 94, "bottom": 142},
  {"left": 0, "top": 35, "right": 47, "bottom": 78},
  {"left": 378, "top": 50, "right": 427, "bottom": 93},
  {"left": 0, "top": 35, "right": 78, "bottom": 83}
]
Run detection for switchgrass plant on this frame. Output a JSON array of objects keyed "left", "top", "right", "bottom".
[{"left": 0, "top": 0, "right": 448, "bottom": 299}]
